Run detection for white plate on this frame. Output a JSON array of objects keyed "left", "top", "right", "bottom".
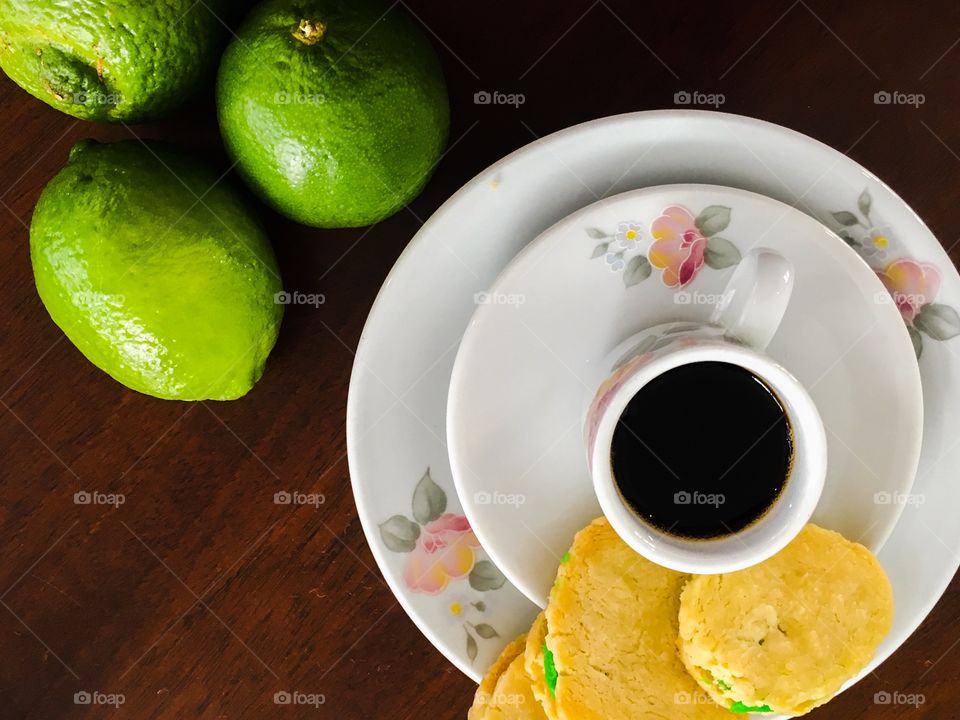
[
  {"left": 447, "top": 184, "right": 922, "bottom": 605},
  {"left": 347, "top": 111, "right": 960, "bottom": 684}
]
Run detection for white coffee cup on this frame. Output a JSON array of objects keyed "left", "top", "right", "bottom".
[{"left": 584, "top": 249, "right": 826, "bottom": 574}]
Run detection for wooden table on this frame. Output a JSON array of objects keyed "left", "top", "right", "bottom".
[{"left": 1, "top": 1, "right": 958, "bottom": 717}]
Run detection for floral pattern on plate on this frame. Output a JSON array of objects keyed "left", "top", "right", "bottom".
[
  {"left": 587, "top": 205, "right": 742, "bottom": 288},
  {"left": 832, "top": 189, "right": 960, "bottom": 357},
  {"left": 378, "top": 468, "right": 507, "bottom": 663}
]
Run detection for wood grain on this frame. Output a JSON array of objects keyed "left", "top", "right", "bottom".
[{"left": 1, "top": 0, "right": 958, "bottom": 717}]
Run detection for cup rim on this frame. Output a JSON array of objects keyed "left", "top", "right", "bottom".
[{"left": 590, "top": 339, "right": 827, "bottom": 574}]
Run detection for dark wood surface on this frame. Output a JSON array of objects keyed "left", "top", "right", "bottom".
[{"left": 1, "top": 1, "right": 959, "bottom": 717}]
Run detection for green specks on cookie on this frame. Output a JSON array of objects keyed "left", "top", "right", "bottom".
[
  {"left": 730, "top": 701, "right": 772, "bottom": 713},
  {"left": 542, "top": 644, "right": 558, "bottom": 697},
  {"left": 560, "top": 551, "right": 572, "bottom": 564}
]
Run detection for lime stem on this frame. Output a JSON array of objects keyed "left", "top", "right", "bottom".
[{"left": 293, "top": 18, "right": 326, "bottom": 45}]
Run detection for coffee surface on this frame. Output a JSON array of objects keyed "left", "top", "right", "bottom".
[{"left": 611, "top": 361, "right": 793, "bottom": 539}]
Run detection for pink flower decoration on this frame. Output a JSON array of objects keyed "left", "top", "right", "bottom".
[
  {"left": 648, "top": 205, "right": 707, "bottom": 288},
  {"left": 403, "top": 513, "right": 480, "bottom": 594},
  {"left": 879, "top": 258, "right": 941, "bottom": 324}
]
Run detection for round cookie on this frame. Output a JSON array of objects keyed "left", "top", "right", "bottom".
[
  {"left": 482, "top": 654, "right": 550, "bottom": 720},
  {"left": 544, "top": 517, "right": 730, "bottom": 720},
  {"left": 469, "top": 636, "right": 527, "bottom": 720},
  {"left": 523, "top": 613, "right": 558, "bottom": 720},
  {"left": 678, "top": 523, "right": 894, "bottom": 715}
]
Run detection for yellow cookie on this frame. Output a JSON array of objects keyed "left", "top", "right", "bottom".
[
  {"left": 469, "top": 636, "right": 527, "bottom": 720},
  {"left": 545, "top": 517, "right": 729, "bottom": 720},
  {"left": 482, "top": 654, "right": 550, "bottom": 719},
  {"left": 678, "top": 524, "right": 894, "bottom": 716},
  {"left": 523, "top": 612, "right": 558, "bottom": 719}
]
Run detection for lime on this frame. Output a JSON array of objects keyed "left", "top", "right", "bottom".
[
  {"left": 0, "top": 0, "right": 234, "bottom": 121},
  {"left": 216, "top": 0, "right": 449, "bottom": 228},
  {"left": 30, "top": 139, "right": 284, "bottom": 400}
]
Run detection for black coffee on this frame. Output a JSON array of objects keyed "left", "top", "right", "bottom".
[{"left": 611, "top": 361, "right": 792, "bottom": 539}]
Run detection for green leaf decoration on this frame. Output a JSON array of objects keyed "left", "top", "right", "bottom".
[
  {"left": 858, "top": 189, "right": 872, "bottom": 219},
  {"left": 832, "top": 211, "right": 859, "bottom": 226},
  {"left": 838, "top": 231, "right": 860, "bottom": 249},
  {"left": 586, "top": 227, "right": 608, "bottom": 239},
  {"left": 469, "top": 560, "right": 507, "bottom": 591},
  {"left": 412, "top": 468, "right": 446, "bottom": 525},
  {"left": 379, "top": 515, "right": 420, "bottom": 552},
  {"left": 694, "top": 205, "right": 731, "bottom": 236},
  {"left": 473, "top": 623, "right": 499, "bottom": 639},
  {"left": 591, "top": 242, "right": 609, "bottom": 259},
  {"left": 914, "top": 303, "right": 960, "bottom": 341},
  {"left": 623, "top": 254, "right": 651, "bottom": 287},
  {"left": 704, "top": 237, "right": 742, "bottom": 269},
  {"left": 908, "top": 325, "right": 923, "bottom": 358},
  {"left": 466, "top": 630, "right": 478, "bottom": 663},
  {"left": 612, "top": 334, "right": 659, "bottom": 371},
  {"left": 472, "top": 601, "right": 486, "bottom": 612}
]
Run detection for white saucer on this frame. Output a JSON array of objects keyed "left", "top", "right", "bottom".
[
  {"left": 447, "top": 184, "right": 922, "bottom": 605},
  {"left": 347, "top": 111, "right": 960, "bottom": 683}
]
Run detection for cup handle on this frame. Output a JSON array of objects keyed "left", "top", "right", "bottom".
[{"left": 710, "top": 248, "right": 793, "bottom": 351}]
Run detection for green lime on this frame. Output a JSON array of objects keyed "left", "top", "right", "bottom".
[
  {"left": 30, "top": 139, "right": 284, "bottom": 400},
  {"left": 216, "top": 0, "right": 449, "bottom": 228},
  {"left": 0, "top": 0, "right": 233, "bottom": 121}
]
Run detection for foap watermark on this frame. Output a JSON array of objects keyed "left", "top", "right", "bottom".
[
  {"left": 474, "top": 90, "right": 525, "bottom": 108},
  {"left": 874, "top": 690, "right": 925, "bottom": 707},
  {"left": 474, "top": 490, "right": 526, "bottom": 507},
  {"left": 274, "top": 491, "right": 326, "bottom": 508},
  {"left": 874, "top": 290, "right": 929, "bottom": 308},
  {"left": 74, "top": 91, "right": 123, "bottom": 107},
  {"left": 674, "top": 490, "right": 725, "bottom": 508},
  {"left": 274, "top": 690, "right": 326, "bottom": 708},
  {"left": 74, "top": 691, "right": 125, "bottom": 708},
  {"left": 674, "top": 90, "right": 725, "bottom": 108},
  {"left": 275, "top": 291, "right": 326, "bottom": 308},
  {"left": 474, "top": 291, "right": 525, "bottom": 308},
  {"left": 874, "top": 490, "right": 925, "bottom": 507},
  {"left": 674, "top": 290, "right": 733, "bottom": 306},
  {"left": 74, "top": 291, "right": 125, "bottom": 306},
  {"left": 874, "top": 90, "right": 925, "bottom": 108},
  {"left": 274, "top": 91, "right": 325, "bottom": 106},
  {"left": 74, "top": 490, "right": 125, "bottom": 508},
  {"left": 674, "top": 691, "right": 716, "bottom": 706},
  {"left": 475, "top": 692, "right": 527, "bottom": 708}
]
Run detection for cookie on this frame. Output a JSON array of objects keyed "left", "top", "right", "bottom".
[
  {"left": 678, "top": 523, "right": 894, "bottom": 715},
  {"left": 469, "top": 636, "right": 527, "bottom": 720},
  {"left": 523, "top": 612, "right": 558, "bottom": 719},
  {"left": 481, "top": 654, "right": 550, "bottom": 719},
  {"left": 544, "top": 517, "right": 729, "bottom": 719}
]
